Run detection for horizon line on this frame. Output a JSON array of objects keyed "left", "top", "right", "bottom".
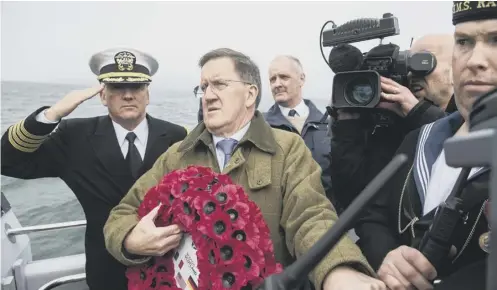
[
  {"left": 0, "top": 79, "right": 192, "bottom": 93},
  {"left": 1, "top": 79, "right": 332, "bottom": 101}
]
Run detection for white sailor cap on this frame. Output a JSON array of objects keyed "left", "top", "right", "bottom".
[{"left": 89, "top": 48, "right": 159, "bottom": 83}]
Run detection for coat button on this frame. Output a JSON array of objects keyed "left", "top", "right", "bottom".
[
  {"left": 235, "top": 158, "right": 240, "bottom": 163},
  {"left": 257, "top": 180, "right": 262, "bottom": 185}
]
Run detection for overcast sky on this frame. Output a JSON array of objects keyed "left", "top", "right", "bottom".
[{"left": 1, "top": 1, "right": 455, "bottom": 99}]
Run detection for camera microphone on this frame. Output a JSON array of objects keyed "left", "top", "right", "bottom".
[{"left": 328, "top": 44, "right": 364, "bottom": 73}]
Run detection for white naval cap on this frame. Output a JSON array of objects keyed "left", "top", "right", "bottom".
[{"left": 89, "top": 48, "right": 159, "bottom": 83}]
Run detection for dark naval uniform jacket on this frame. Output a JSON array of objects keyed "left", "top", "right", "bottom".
[
  {"left": 1, "top": 106, "right": 188, "bottom": 290},
  {"left": 355, "top": 112, "right": 489, "bottom": 288},
  {"left": 263, "top": 100, "right": 332, "bottom": 202}
]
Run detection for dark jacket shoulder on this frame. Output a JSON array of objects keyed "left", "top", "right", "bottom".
[
  {"left": 395, "top": 127, "right": 422, "bottom": 156},
  {"left": 404, "top": 100, "right": 446, "bottom": 132},
  {"left": 147, "top": 115, "right": 188, "bottom": 136}
]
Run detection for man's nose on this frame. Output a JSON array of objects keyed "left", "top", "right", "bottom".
[
  {"left": 466, "top": 43, "right": 490, "bottom": 73},
  {"left": 203, "top": 85, "right": 217, "bottom": 100},
  {"left": 122, "top": 89, "right": 134, "bottom": 100},
  {"left": 271, "top": 79, "right": 283, "bottom": 90}
]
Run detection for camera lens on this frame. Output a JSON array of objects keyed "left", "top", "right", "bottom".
[{"left": 344, "top": 78, "right": 374, "bottom": 106}]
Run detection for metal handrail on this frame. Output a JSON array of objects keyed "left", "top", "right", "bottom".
[
  {"left": 37, "top": 273, "right": 86, "bottom": 290},
  {"left": 6, "top": 220, "right": 86, "bottom": 237}
]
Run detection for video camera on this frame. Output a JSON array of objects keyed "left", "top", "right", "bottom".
[{"left": 321, "top": 13, "right": 437, "bottom": 109}]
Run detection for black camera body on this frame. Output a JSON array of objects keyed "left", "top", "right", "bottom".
[{"left": 323, "top": 13, "right": 437, "bottom": 109}]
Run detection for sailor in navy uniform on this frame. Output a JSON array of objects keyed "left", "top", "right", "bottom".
[
  {"left": 1, "top": 48, "right": 188, "bottom": 290},
  {"left": 355, "top": 2, "right": 496, "bottom": 289}
]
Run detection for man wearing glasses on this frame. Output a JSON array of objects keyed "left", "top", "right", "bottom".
[
  {"left": 194, "top": 78, "right": 262, "bottom": 123},
  {"left": 104, "top": 48, "right": 386, "bottom": 290},
  {"left": 1, "top": 48, "right": 187, "bottom": 290}
]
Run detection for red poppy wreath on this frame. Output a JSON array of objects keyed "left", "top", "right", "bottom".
[{"left": 126, "top": 165, "right": 283, "bottom": 290}]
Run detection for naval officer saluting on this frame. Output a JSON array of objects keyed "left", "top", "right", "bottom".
[{"left": 1, "top": 48, "right": 188, "bottom": 289}]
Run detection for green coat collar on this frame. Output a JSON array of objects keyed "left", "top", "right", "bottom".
[{"left": 177, "top": 111, "right": 278, "bottom": 155}]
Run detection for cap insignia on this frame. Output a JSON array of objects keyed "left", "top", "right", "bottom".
[{"left": 114, "top": 51, "right": 136, "bottom": 71}]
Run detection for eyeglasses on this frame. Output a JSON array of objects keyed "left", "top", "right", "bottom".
[{"left": 193, "top": 79, "right": 253, "bottom": 98}]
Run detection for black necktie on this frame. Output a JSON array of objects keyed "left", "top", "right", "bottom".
[
  {"left": 125, "top": 132, "right": 142, "bottom": 178},
  {"left": 288, "top": 109, "right": 298, "bottom": 117}
]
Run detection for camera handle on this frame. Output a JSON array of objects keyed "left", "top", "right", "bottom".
[{"left": 417, "top": 168, "right": 470, "bottom": 276}]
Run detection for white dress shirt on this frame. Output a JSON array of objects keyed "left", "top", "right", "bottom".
[
  {"left": 278, "top": 99, "right": 309, "bottom": 117},
  {"left": 35, "top": 109, "right": 148, "bottom": 160},
  {"left": 423, "top": 149, "right": 480, "bottom": 215},
  {"left": 35, "top": 109, "right": 59, "bottom": 124},
  {"left": 212, "top": 121, "right": 251, "bottom": 170},
  {"left": 112, "top": 119, "right": 148, "bottom": 160}
]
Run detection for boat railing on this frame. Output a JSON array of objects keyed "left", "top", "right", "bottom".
[
  {"left": 37, "top": 273, "right": 86, "bottom": 290},
  {"left": 5, "top": 220, "right": 87, "bottom": 237}
]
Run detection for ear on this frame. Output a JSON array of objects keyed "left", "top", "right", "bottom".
[
  {"left": 299, "top": 73, "right": 306, "bottom": 87},
  {"left": 99, "top": 89, "right": 108, "bottom": 107},
  {"left": 245, "top": 84, "right": 258, "bottom": 108}
]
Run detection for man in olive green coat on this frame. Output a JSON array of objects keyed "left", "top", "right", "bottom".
[{"left": 104, "top": 48, "right": 386, "bottom": 290}]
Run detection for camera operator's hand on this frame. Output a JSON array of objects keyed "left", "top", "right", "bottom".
[
  {"left": 377, "top": 245, "right": 437, "bottom": 290},
  {"left": 377, "top": 77, "right": 419, "bottom": 117}
]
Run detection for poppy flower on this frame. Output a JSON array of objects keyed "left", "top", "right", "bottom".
[
  {"left": 218, "top": 240, "right": 263, "bottom": 280},
  {"left": 169, "top": 180, "right": 193, "bottom": 199},
  {"left": 212, "top": 265, "right": 249, "bottom": 290},
  {"left": 170, "top": 200, "right": 197, "bottom": 230},
  {"left": 212, "top": 184, "right": 241, "bottom": 208},
  {"left": 231, "top": 221, "right": 260, "bottom": 250},
  {"left": 197, "top": 210, "right": 233, "bottom": 241},
  {"left": 192, "top": 195, "right": 223, "bottom": 221},
  {"left": 224, "top": 201, "right": 250, "bottom": 229}
]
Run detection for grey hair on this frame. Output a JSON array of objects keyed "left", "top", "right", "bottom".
[
  {"left": 272, "top": 55, "right": 304, "bottom": 74},
  {"left": 198, "top": 48, "right": 262, "bottom": 109},
  {"left": 283, "top": 55, "right": 304, "bottom": 72}
]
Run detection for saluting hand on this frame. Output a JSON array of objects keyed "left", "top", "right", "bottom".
[
  {"left": 123, "top": 204, "right": 183, "bottom": 257},
  {"left": 44, "top": 84, "right": 104, "bottom": 122}
]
